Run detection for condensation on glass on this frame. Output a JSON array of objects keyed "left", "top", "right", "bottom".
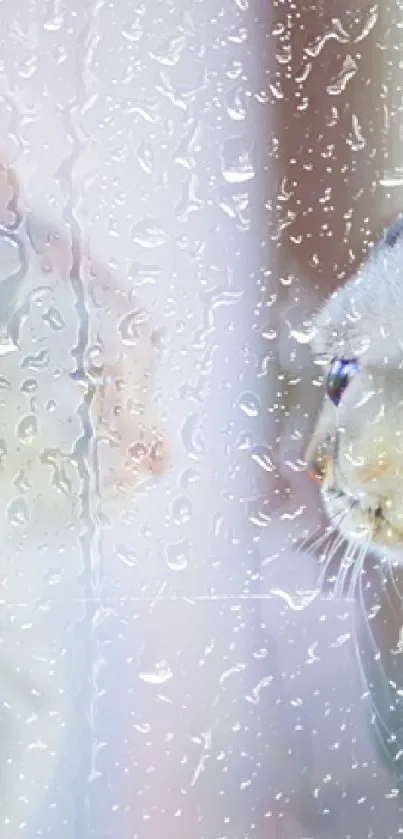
[{"left": 0, "top": 1, "right": 401, "bottom": 838}]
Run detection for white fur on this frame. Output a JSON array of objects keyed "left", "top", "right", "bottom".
[
  {"left": 311, "top": 234, "right": 403, "bottom": 367},
  {"left": 307, "top": 218, "right": 403, "bottom": 559}
]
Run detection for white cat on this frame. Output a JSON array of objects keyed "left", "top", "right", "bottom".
[
  {"left": 0, "top": 160, "right": 168, "bottom": 835},
  {"left": 306, "top": 215, "right": 403, "bottom": 787},
  {"left": 306, "top": 215, "right": 403, "bottom": 562}
]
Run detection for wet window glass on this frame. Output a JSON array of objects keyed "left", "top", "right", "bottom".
[{"left": 0, "top": 2, "right": 402, "bottom": 838}]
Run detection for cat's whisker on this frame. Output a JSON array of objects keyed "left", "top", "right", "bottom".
[
  {"left": 327, "top": 501, "right": 355, "bottom": 532},
  {"left": 386, "top": 570, "right": 403, "bottom": 612},
  {"left": 316, "top": 503, "right": 361, "bottom": 596},
  {"left": 316, "top": 510, "right": 353, "bottom": 590},
  {"left": 297, "top": 522, "right": 335, "bottom": 558},
  {"left": 339, "top": 538, "right": 369, "bottom": 601},
  {"left": 295, "top": 521, "right": 331, "bottom": 554},
  {"left": 317, "top": 529, "right": 346, "bottom": 594},
  {"left": 332, "top": 539, "right": 357, "bottom": 600},
  {"left": 299, "top": 504, "right": 350, "bottom": 562},
  {"left": 355, "top": 561, "right": 383, "bottom": 669},
  {"left": 331, "top": 522, "right": 372, "bottom": 601},
  {"left": 346, "top": 538, "right": 370, "bottom": 601}
]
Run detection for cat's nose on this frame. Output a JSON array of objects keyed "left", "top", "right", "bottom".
[
  {"left": 305, "top": 438, "right": 330, "bottom": 484},
  {"left": 307, "top": 450, "right": 327, "bottom": 484}
]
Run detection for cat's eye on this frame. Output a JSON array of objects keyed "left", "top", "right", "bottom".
[{"left": 325, "top": 357, "right": 359, "bottom": 406}]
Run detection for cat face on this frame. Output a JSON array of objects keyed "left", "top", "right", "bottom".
[{"left": 306, "top": 216, "right": 403, "bottom": 556}]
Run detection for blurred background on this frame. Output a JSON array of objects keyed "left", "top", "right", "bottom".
[{"left": 2, "top": 0, "right": 403, "bottom": 837}]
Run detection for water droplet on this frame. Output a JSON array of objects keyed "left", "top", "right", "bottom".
[
  {"left": 53, "top": 467, "right": 72, "bottom": 496},
  {"left": 269, "top": 82, "right": 284, "bottom": 101},
  {"left": 13, "top": 468, "right": 29, "bottom": 494},
  {"left": 276, "top": 43, "right": 292, "bottom": 65},
  {"left": 236, "top": 431, "right": 252, "bottom": 451},
  {"left": 7, "top": 497, "right": 29, "bottom": 527},
  {"left": 226, "top": 86, "right": 246, "bottom": 121},
  {"left": 0, "top": 439, "right": 7, "bottom": 469},
  {"left": 347, "top": 113, "right": 366, "bottom": 152},
  {"left": 166, "top": 539, "right": 190, "bottom": 572},
  {"left": 170, "top": 496, "right": 192, "bottom": 525},
  {"left": 305, "top": 18, "right": 349, "bottom": 58},
  {"left": 43, "top": 306, "right": 65, "bottom": 331},
  {"left": 119, "top": 308, "right": 150, "bottom": 345},
  {"left": 139, "top": 663, "right": 173, "bottom": 685},
  {"left": 20, "top": 378, "right": 38, "bottom": 394},
  {"left": 221, "top": 138, "right": 255, "bottom": 184},
  {"left": 238, "top": 392, "right": 260, "bottom": 418},
  {"left": 175, "top": 173, "right": 204, "bottom": 221},
  {"left": 18, "top": 414, "right": 38, "bottom": 443},
  {"left": 251, "top": 445, "right": 274, "bottom": 472},
  {"left": 129, "top": 441, "right": 148, "bottom": 465},
  {"left": 327, "top": 55, "right": 358, "bottom": 96},
  {"left": 219, "top": 663, "right": 246, "bottom": 685},
  {"left": 130, "top": 261, "right": 162, "bottom": 286},
  {"left": 123, "top": 97, "right": 161, "bottom": 124},
  {"left": 22, "top": 350, "right": 49, "bottom": 371},
  {"left": 246, "top": 675, "right": 273, "bottom": 705},
  {"left": 122, "top": 17, "right": 144, "bottom": 43},
  {"left": 0, "top": 329, "right": 18, "bottom": 356},
  {"left": 115, "top": 544, "right": 137, "bottom": 567},
  {"left": 137, "top": 140, "right": 155, "bottom": 175},
  {"left": 174, "top": 118, "right": 201, "bottom": 170},
  {"left": 180, "top": 413, "right": 205, "bottom": 460},
  {"left": 331, "top": 633, "right": 351, "bottom": 649},
  {"left": 270, "top": 588, "right": 318, "bottom": 611},
  {"left": 288, "top": 326, "right": 314, "bottom": 345},
  {"left": 227, "top": 26, "right": 248, "bottom": 45},
  {"left": 132, "top": 219, "right": 168, "bottom": 248},
  {"left": 380, "top": 172, "right": 403, "bottom": 188},
  {"left": 219, "top": 192, "right": 250, "bottom": 231},
  {"left": 43, "top": 14, "right": 64, "bottom": 32},
  {"left": 226, "top": 59, "right": 242, "bottom": 81},
  {"left": 149, "top": 34, "right": 186, "bottom": 67},
  {"left": 222, "top": 156, "right": 254, "bottom": 183},
  {"left": 355, "top": 5, "right": 378, "bottom": 42},
  {"left": 44, "top": 569, "right": 63, "bottom": 586},
  {"left": 262, "top": 326, "right": 277, "bottom": 340},
  {"left": 180, "top": 468, "right": 201, "bottom": 488},
  {"left": 212, "top": 514, "right": 224, "bottom": 537}
]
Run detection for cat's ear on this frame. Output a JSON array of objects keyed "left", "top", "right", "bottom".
[{"left": 373, "top": 214, "right": 403, "bottom": 251}]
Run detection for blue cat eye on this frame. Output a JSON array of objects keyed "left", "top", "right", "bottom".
[{"left": 325, "top": 357, "right": 359, "bottom": 406}]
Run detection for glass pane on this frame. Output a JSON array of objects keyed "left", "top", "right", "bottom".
[{"left": 1, "top": 1, "right": 402, "bottom": 838}]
